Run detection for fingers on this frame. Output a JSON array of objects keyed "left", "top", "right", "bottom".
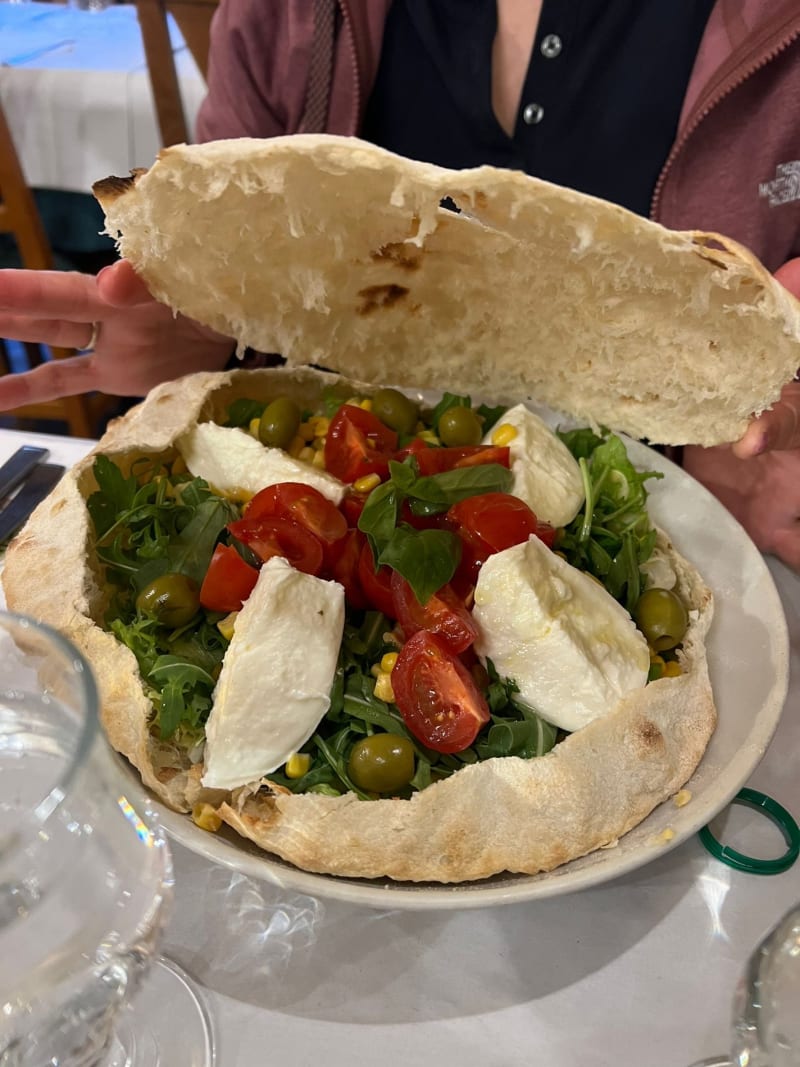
[
  {"left": 774, "top": 256, "right": 800, "bottom": 299},
  {"left": 0, "top": 269, "right": 101, "bottom": 320},
  {"left": 96, "top": 259, "right": 156, "bottom": 307},
  {"left": 0, "top": 314, "right": 95, "bottom": 351},
  {"left": 733, "top": 381, "right": 800, "bottom": 457},
  {"left": 770, "top": 525, "right": 800, "bottom": 572},
  {"left": 0, "top": 355, "right": 100, "bottom": 409}
]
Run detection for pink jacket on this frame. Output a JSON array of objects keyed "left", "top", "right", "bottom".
[{"left": 197, "top": 0, "right": 800, "bottom": 272}]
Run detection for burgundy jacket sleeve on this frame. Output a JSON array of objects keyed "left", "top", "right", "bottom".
[{"left": 195, "top": 0, "right": 315, "bottom": 142}]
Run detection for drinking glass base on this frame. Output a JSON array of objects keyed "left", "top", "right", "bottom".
[{"left": 106, "top": 957, "right": 216, "bottom": 1067}]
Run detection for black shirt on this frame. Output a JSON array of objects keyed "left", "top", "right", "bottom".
[{"left": 361, "top": 1, "right": 715, "bottom": 217}]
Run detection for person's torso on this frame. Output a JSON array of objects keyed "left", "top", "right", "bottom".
[{"left": 361, "top": 0, "right": 715, "bottom": 217}]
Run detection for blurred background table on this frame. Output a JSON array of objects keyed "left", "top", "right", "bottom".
[{"left": 0, "top": 0, "right": 208, "bottom": 266}]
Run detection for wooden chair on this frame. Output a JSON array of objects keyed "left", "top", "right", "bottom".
[
  {"left": 0, "top": 101, "right": 113, "bottom": 438},
  {"left": 135, "top": 0, "right": 217, "bottom": 147}
]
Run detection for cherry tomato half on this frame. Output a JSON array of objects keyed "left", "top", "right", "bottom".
[
  {"left": 227, "top": 516, "right": 324, "bottom": 575},
  {"left": 390, "top": 571, "right": 478, "bottom": 654},
  {"left": 392, "top": 631, "right": 490, "bottom": 753},
  {"left": 245, "top": 483, "right": 347, "bottom": 545},
  {"left": 326, "top": 529, "right": 369, "bottom": 609},
  {"left": 395, "top": 442, "right": 510, "bottom": 476},
  {"left": 199, "top": 544, "right": 259, "bottom": 613},
  {"left": 358, "top": 542, "right": 396, "bottom": 618},
  {"left": 324, "top": 404, "right": 398, "bottom": 483},
  {"left": 448, "top": 492, "right": 541, "bottom": 557}
]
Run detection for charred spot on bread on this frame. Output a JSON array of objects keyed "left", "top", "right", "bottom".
[
  {"left": 370, "top": 243, "right": 422, "bottom": 271},
  {"left": 357, "top": 283, "right": 410, "bottom": 315}
]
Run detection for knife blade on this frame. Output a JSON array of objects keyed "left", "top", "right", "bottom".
[
  {"left": 0, "top": 446, "right": 49, "bottom": 502},
  {"left": 0, "top": 463, "right": 65, "bottom": 544}
]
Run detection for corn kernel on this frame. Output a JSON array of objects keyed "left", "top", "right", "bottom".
[
  {"left": 288, "top": 434, "right": 306, "bottom": 458},
  {"left": 171, "top": 456, "right": 187, "bottom": 476},
  {"left": 662, "top": 660, "right": 682, "bottom": 678},
  {"left": 659, "top": 828, "right": 675, "bottom": 843},
  {"left": 248, "top": 416, "right": 262, "bottom": 438},
  {"left": 310, "top": 416, "right": 330, "bottom": 437},
  {"left": 417, "top": 429, "right": 440, "bottom": 445},
  {"left": 298, "top": 421, "right": 315, "bottom": 441},
  {"left": 491, "top": 423, "right": 518, "bottom": 447},
  {"left": 312, "top": 436, "right": 326, "bottom": 450},
  {"left": 380, "top": 651, "right": 399, "bottom": 674},
  {"left": 312, "top": 450, "right": 327, "bottom": 469},
  {"left": 285, "top": 752, "right": 312, "bottom": 779},
  {"left": 192, "top": 803, "right": 222, "bottom": 833},
  {"left": 217, "top": 611, "right": 238, "bottom": 641},
  {"left": 353, "top": 473, "right": 382, "bottom": 493},
  {"left": 650, "top": 652, "right": 665, "bottom": 667},
  {"left": 359, "top": 398, "right": 373, "bottom": 411},
  {"left": 370, "top": 663, "right": 382, "bottom": 678},
  {"left": 673, "top": 789, "right": 692, "bottom": 808},
  {"left": 374, "top": 671, "right": 395, "bottom": 703},
  {"left": 298, "top": 446, "right": 316, "bottom": 463},
  {"left": 345, "top": 396, "right": 361, "bottom": 406}
]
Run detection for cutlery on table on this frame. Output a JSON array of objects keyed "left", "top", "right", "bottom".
[{"left": 0, "top": 447, "right": 65, "bottom": 544}]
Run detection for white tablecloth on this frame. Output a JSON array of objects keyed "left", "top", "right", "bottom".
[
  {"left": 2, "top": 428, "right": 798, "bottom": 1067},
  {"left": 0, "top": 0, "right": 206, "bottom": 193}
]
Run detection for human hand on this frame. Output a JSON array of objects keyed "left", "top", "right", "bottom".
[
  {"left": 0, "top": 261, "right": 235, "bottom": 408},
  {"left": 683, "top": 257, "right": 800, "bottom": 569}
]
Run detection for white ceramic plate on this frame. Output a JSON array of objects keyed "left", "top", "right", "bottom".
[{"left": 114, "top": 427, "right": 789, "bottom": 911}]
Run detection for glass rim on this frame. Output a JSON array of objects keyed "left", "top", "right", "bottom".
[{"left": 0, "top": 610, "right": 100, "bottom": 828}]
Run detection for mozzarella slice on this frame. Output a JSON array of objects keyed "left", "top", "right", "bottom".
[
  {"left": 483, "top": 403, "right": 584, "bottom": 527},
  {"left": 201, "top": 557, "right": 345, "bottom": 790},
  {"left": 473, "top": 536, "right": 649, "bottom": 732},
  {"left": 177, "top": 422, "right": 345, "bottom": 503}
]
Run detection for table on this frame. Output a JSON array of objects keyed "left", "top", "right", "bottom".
[
  {"left": 0, "top": 0, "right": 206, "bottom": 195},
  {"left": 2, "top": 428, "right": 798, "bottom": 1067}
]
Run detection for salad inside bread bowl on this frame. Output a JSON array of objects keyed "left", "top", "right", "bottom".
[
  {"left": 5, "top": 136, "right": 800, "bottom": 884},
  {"left": 2, "top": 367, "right": 714, "bottom": 882}
]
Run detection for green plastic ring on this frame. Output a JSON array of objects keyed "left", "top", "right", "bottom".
[{"left": 698, "top": 787, "right": 800, "bottom": 875}]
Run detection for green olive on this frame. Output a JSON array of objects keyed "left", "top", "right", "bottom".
[
  {"left": 347, "top": 734, "right": 416, "bottom": 793},
  {"left": 437, "top": 405, "right": 483, "bottom": 446},
  {"left": 136, "top": 573, "right": 201, "bottom": 629},
  {"left": 371, "top": 388, "right": 419, "bottom": 435},
  {"left": 258, "top": 396, "right": 302, "bottom": 449},
  {"left": 634, "top": 587, "right": 689, "bottom": 652}
]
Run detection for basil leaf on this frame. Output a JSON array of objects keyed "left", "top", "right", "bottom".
[
  {"left": 377, "top": 525, "right": 461, "bottom": 604},
  {"left": 410, "top": 463, "right": 513, "bottom": 510},
  {"left": 358, "top": 479, "right": 401, "bottom": 557}
]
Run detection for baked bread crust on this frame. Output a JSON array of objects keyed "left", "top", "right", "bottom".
[
  {"left": 93, "top": 136, "right": 800, "bottom": 447},
  {"left": 2, "top": 368, "right": 715, "bottom": 882}
]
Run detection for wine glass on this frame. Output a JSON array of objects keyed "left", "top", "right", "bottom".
[
  {"left": 0, "top": 611, "right": 214, "bottom": 1066},
  {"left": 687, "top": 902, "right": 800, "bottom": 1067}
]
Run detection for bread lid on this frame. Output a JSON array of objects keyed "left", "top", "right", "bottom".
[{"left": 94, "top": 135, "right": 800, "bottom": 446}]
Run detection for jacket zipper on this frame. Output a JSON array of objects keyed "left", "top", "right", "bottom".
[
  {"left": 337, "top": 0, "right": 362, "bottom": 136},
  {"left": 651, "top": 17, "right": 800, "bottom": 221}
]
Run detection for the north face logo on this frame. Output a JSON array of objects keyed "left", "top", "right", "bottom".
[{"left": 759, "top": 161, "right": 800, "bottom": 206}]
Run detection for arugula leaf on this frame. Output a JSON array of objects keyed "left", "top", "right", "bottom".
[
  {"left": 224, "top": 398, "right": 265, "bottom": 428},
  {"left": 557, "top": 430, "right": 663, "bottom": 610},
  {"left": 477, "top": 402, "right": 507, "bottom": 433},
  {"left": 87, "top": 456, "right": 140, "bottom": 537}
]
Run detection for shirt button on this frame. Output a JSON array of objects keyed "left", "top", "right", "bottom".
[
  {"left": 540, "top": 34, "right": 562, "bottom": 59},
  {"left": 522, "top": 102, "right": 544, "bottom": 125}
]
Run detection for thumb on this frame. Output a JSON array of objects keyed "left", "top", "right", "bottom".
[
  {"left": 96, "top": 259, "right": 156, "bottom": 307},
  {"left": 774, "top": 256, "right": 800, "bottom": 299}
]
